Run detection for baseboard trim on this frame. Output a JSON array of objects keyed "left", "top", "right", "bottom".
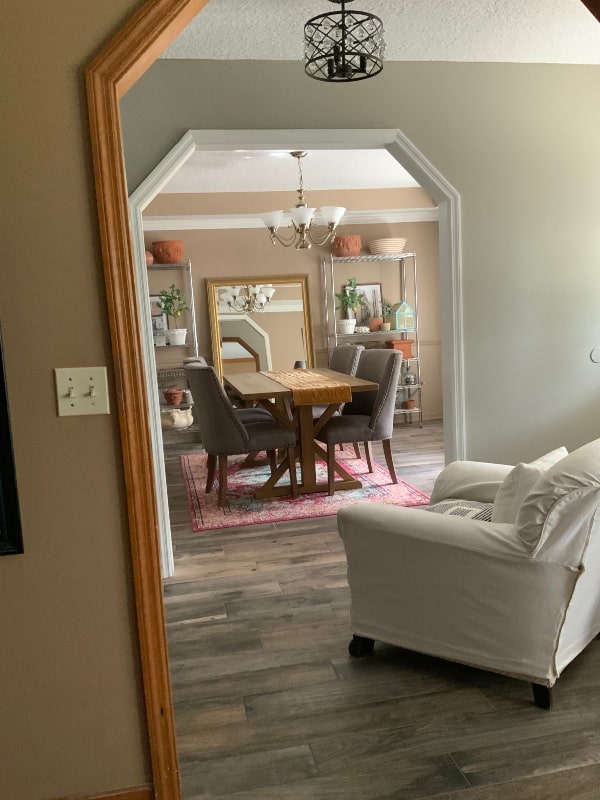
[{"left": 55, "top": 784, "right": 153, "bottom": 800}]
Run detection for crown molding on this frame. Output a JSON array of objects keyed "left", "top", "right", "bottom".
[{"left": 142, "top": 206, "right": 439, "bottom": 231}]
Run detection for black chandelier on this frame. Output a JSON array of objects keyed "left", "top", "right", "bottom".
[{"left": 304, "top": 0, "right": 384, "bottom": 82}]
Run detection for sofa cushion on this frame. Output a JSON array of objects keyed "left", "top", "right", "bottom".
[
  {"left": 517, "top": 440, "right": 600, "bottom": 553},
  {"left": 491, "top": 447, "right": 568, "bottom": 524}
]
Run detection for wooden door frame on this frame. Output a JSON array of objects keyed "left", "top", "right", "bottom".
[
  {"left": 84, "top": 2, "right": 597, "bottom": 797},
  {"left": 85, "top": 2, "right": 209, "bottom": 798}
]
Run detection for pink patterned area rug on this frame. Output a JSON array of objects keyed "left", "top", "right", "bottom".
[{"left": 181, "top": 451, "right": 430, "bottom": 532}]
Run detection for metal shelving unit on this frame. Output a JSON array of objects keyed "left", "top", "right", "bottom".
[
  {"left": 148, "top": 260, "right": 199, "bottom": 411},
  {"left": 322, "top": 252, "right": 423, "bottom": 426},
  {"left": 147, "top": 260, "right": 199, "bottom": 358}
]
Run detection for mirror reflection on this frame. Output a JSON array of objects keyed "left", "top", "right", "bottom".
[{"left": 206, "top": 275, "right": 315, "bottom": 379}]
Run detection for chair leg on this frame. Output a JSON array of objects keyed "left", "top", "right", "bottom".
[
  {"left": 364, "top": 441, "right": 373, "bottom": 473},
  {"left": 382, "top": 438, "right": 398, "bottom": 484},
  {"left": 268, "top": 449, "right": 277, "bottom": 474},
  {"left": 531, "top": 683, "right": 553, "bottom": 710},
  {"left": 205, "top": 453, "right": 216, "bottom": 493},
  {"left": 327, "top": 443, "right": 337, "bottom": 496},
  {"left": 352, "top": 442, "right": 361, "bottom": 459},
  {"left": 287, "top": 446, "right": 298, "bottom": 497},
  {"left": 217, "top": 454, "right": 228, "bottom": 507}
]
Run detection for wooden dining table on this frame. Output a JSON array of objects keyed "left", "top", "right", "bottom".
[{"left": 224, "top": 367, "right": 378, "bottom": 499}]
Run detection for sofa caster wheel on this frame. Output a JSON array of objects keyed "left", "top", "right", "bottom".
[
  {"left": 532, "top": 683, "right": 553, "bottom": 710},
  {"left": 348, "top": 635, "right": 375, "bottom": 658}
]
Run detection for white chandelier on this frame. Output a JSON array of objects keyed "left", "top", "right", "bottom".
[
  {"left": 260, "top": 151, "right": 345, "bottom": 250},
  {"left": 219, "top": 284, "right": 276, "bottom": 314}
]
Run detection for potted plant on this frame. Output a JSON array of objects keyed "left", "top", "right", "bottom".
[
  {"left": 156, "top": 284, "right": 189, "bottom": 345},
  {"left": 335, "top": 277, "right": 366, "bottom": 335},
  {"left": 381, "top": 299, "right": 393, "bottom": 331}
]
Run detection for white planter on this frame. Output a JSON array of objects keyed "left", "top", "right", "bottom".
[
  {"left": 166, "top": 328, "right": 187, "bottom": 346},
  {"left": 337, "top": 318, "right": 357, "bottom": 335},
  {"left": 161, "top": 407, "right": 194, "bottom": 430}
]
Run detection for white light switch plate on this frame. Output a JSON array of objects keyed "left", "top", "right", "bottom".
[{"left": 54, "top": 367, "right": 110, "bottom": 416}]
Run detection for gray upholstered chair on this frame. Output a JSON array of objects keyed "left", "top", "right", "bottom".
[
  {"left": 184, "top": 363, "right": 297, "bottom": 507},
  {"left": 315, "top": 349, "right": 402, "bottom": 494},
  {"left": 311, "top": 344, "right": 365, "bottom": 424},
  {"left": 184, "top": 356, "right": 273, "bottom": 425},
  {"left": 329, "top": 344, "right": 365, "bottom": 375}
]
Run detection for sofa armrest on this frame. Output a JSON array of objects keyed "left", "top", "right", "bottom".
[
  {"left": 338, "top": 502, "right": 527, "bottom": 560},
  {"left": 336, "top": 503, "right": 577, "bottom": 685},
  {"left": 429, "top": 460, "right": 513, "bottom": 505}
]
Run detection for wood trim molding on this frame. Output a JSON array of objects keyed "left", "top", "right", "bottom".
[
  {"left": 84, "top": 2, "right": 210, "bottom": 800},
  {"left": 579, "top": 1, "right": 600, "bottom": 25}
]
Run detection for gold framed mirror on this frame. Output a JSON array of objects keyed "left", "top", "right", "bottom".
[{"left": 206, "top": 274, "right": 315, "bottom": 379}]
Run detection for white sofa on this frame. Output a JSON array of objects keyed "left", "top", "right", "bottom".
[{"left": 337, "top": 437, "right": 600, "bottom": 708}]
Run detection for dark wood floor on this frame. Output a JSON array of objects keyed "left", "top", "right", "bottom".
[{"left": 162, "top": 420, "right": 600, "bottom": 800}]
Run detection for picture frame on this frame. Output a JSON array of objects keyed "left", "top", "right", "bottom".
[
  {"left": 0, "top": 324, "right": 24, "bottom": 556},
  {"left": 355, "top": 282, "right": 383, "bottom": 323},
  {"left": 149, "top": 295, "right": 168, "bottom": 344}
]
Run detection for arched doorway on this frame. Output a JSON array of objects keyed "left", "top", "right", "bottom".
[{"left": 85, "top": 3, "right": 463, "bottom": 797}]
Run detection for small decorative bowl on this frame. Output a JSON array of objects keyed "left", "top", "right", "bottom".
[{"left": 367, "top": 237, "right": 407, "bottom": 255}]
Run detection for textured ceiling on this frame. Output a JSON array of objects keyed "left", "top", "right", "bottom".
[
  {"left": 162, "top": 0, "right": 600, "bottom": 64},
  {"left": 157, "top": 0, "right": 599, "bottom": 195},
  {"left": 160, "top": 150, "right": 419, "bottom": 193}
]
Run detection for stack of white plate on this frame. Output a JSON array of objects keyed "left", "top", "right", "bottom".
[{"left": 367, "top": 237, "right": 407, "bottom": 255}]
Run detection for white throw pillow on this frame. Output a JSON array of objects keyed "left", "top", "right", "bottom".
[
  {"left": 517, "top": 440, "right": 600, "bottom": 554},
  {"left": 491, "top": 447, "right": 568, "bottom": 524}
]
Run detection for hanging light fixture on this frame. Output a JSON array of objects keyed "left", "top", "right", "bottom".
[
  {"left": 219, "top": 284, "right": 276, "bottom": 314},
  {"left": 260, "top": 151, "right": 345, "bottom": 249},
  {"left": 304, "top": 0, "right": 384, "bottom": 82}
]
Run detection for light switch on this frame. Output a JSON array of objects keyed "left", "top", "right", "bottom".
[{"left": 54, "top": 367, "right": 110, "bottom": 416}]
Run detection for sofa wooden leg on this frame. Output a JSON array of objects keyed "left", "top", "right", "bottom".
[
  {"left": 348, "top": 635, "right": 375, "bottom": 658},
  {"left": 531, "top": 683, "right": 553, "bottom": 710}
]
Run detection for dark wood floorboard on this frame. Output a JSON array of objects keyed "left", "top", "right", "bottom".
[{"left": 161, "top": 420, "right": 600, "bottom": 799}]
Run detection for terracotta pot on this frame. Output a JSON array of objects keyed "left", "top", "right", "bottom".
[
  {"left": 145, "top": 249, "right": 154, "bottom": 266},
  {"left": 386, "top": 339, "right": 414, "bottom": 359},
  {"left": 368, "top": 317, "right": 383, "bottom": 332},
  {"left": 402, "top": 398, "right": 416, "bottom": 410},
  {"left": 163, "top": 388, "right": 185, "bottom": 406},
  {"left": 152, "top": 240, "right": 185, "bottom": 264},
  {"left": 331, "top": 235, "right": 362, "bottom": 257}
]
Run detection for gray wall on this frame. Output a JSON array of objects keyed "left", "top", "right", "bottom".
[{"left": 122, "top": 60, "right": 600, "bottom": 462}]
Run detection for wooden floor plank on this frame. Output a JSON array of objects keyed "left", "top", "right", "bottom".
[{"left": 161, "top": 421, "right": 600, "bottom": 799}]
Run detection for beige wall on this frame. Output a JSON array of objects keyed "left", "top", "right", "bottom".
[
  {"left": 122, "top": 59, "right": 600, "bottom": 461},
  {"left": 2, "top": 2, "right": 599, "bottom": 797},
  {"left": 1, "top": 2, "right": 151, "bottom": 800},
  {"left": 143, "top": 217, "right": 443, "bottom": 420}
]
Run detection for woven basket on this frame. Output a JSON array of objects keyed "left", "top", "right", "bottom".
[{"left": 367, "top": 237, "right": 407, "bottom": 255}]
